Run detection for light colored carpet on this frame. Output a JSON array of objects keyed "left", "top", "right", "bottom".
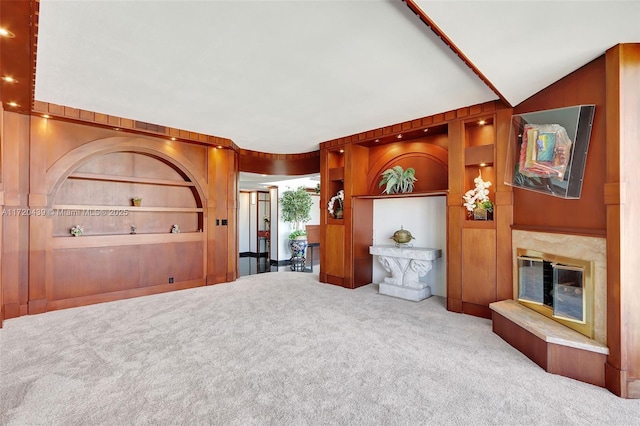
[{"left": 1, "top": 272, "right": 638, "bottom": 425}]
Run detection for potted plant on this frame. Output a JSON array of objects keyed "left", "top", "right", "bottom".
[
  {"left": 132, "top": 197, "right": 142, "bottom": 207},
  {"left": 379, "top": 166, "right": 417, "bottom": 194},
  {"left": 462, "top": 170, "right": 493, "bottom": 220},
  {"left": 279, "top": 186, "right": 313, "bottom": 260}
]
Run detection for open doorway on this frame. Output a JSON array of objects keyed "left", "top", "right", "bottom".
[{"left": 238, "top": 172, "right": 320, "bottom": 276}]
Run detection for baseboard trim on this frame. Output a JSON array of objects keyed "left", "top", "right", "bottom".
[{"left": 240, "top": 252, "right": 269, "bottom": 258}]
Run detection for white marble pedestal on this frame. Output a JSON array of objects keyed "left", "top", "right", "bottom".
[{"left": 369, "top": 245, "right": 442, "bottom": 302}]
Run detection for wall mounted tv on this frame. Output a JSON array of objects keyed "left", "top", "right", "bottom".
[{"left": 504, "top": 104, "right": 595, "bottom": 199}]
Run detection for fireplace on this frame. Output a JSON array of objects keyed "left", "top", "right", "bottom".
[
  {"left": 517, "top": 249, "right": 593, "bottom": 338},
  {"left": 511, "top": 230, "right": 606, "bottom": 345}
]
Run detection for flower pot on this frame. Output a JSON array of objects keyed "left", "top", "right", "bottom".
[
  {"left": 132, "top": 198, "right": 142, "bottom": 207},
  {"left": 472, "top": 207, "right": 493, "bottom": 221},
  {"left": 334, "top": 208, "right": 344, "bottom": 219},
  {"left": 289, "top": 236, "right": 308, "bottom": 258}
]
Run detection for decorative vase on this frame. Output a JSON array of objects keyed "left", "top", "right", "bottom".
[
  {"left": 334, "top": 208, "right": 344, "bottom": 219},
  {"left": 473, "top": 207, "right": 487, "bottom": 220},
  {"left": 471, "top": 207, "right": 493, "bottom": 221},
  {"left": 132, "top": 198, "right": 142, "bottom": 207},
  {"left": 289, "top": 237, "right": 308, "bottom": 258}
]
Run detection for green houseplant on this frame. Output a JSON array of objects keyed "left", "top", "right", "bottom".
[
  {"left": 280, "top": 186, "right": 313, "bottom": 262},
  {"left": 379, "top": 166, "right": 417, "bottom": 194},
  {"left": 279, "top": 186, "right": 312, "bottom": 239}
]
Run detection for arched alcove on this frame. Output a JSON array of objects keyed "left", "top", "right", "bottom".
[{"left": 35, "top": 137, "right": 209, "bottom": 311}]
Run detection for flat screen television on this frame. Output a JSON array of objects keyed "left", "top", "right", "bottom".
[{"left": 504, "top": 105, "right": 595, "bottom": 199}]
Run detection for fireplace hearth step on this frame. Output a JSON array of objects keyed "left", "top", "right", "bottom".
[{"left": 490, "top": 299, "right": 608, "bottom": 387}]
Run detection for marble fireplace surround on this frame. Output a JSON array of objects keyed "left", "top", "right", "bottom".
[{"left": 512, "top": 230, "right": 607, "bottom": 345}]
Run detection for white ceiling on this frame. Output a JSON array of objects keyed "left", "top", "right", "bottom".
[{"left": 34, "top": 1, "right": 639, "bottom": 155}]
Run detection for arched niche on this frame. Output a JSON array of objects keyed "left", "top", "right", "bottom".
[{"left": 367, "top": 145, "right": 448, "bottom": 195}]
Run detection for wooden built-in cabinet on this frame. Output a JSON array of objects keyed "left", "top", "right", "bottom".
[
  {"left": 459, "top": 116, "right": 498, "bottom": 318},
  {"left": 53, "top": 152, "right": 204, "bottom": 237},
  {"left": 0, "top": 115, "right": 239, "bottom": 319},
  {"left": 320, "top": 120, "right": 453, "bottom": 290},
  {"left": 448, "top": 111, "right": 513, "bottom": 319},
  {"left": 43, "top": 151, "right": 207, "bottom": 311},
  {"left": 321, "top": 148, "right": 346, "bottom": 285},
  {"left": 320, "top": 101, "right": 513, "bottom": 316}
]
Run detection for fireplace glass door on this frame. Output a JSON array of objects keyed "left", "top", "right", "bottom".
[
  {"left": 517, "top": 255, "right": 587, "bottom": 330},
  {"left": 552, "top": 265, "right": 584, "bottom": 322}
]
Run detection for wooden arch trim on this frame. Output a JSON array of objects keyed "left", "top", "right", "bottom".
[
  {"left": 367, "top": 146, "right": 449, "bottom": 194},
  {"left": 44, "top": 136, "right": 208, "bottom": 208}
]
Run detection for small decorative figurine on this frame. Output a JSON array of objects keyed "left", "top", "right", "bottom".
[
  {"left": 70, "top": 225, "right": 83, "bottom": 237},
  {"left": 171, "top": 224, "right": 180, "bottom": 233}
]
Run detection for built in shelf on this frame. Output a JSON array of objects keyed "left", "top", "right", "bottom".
[
  {"left": 52, "top": 204, "right": 203, "bottom": 213},
  {"left": 52, "top": 232, "right": 205, "bottom": 249},
  {"left": 464, "top": 144, "right": 494, "bottom": 166},
  {"left": 354, "top": 190, "right": 448, "bottom": 200},
  {"left": 463, "top": 219, "right": 495, "bottom": 229},
  {"left": 328, "top": 167, "right": 344, "bottom": 182},
  {"left": 68, "top": 172, "right": 195, "bottom": 187}
]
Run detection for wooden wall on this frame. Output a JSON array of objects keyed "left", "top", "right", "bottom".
[
  {"left": 513, "top": 56, "right": 607, "bottom": 235},
  {"left": 239, "top": 148, "right": 320, "bottom": 176},
  {"left": 1, "top": 114, "right": 239, "bottom": 322},
  {"left": 511, "top": 48, "right": 640, "bottom": 398},
  {"left": 604, "top": 44, "right": 640, "bottom": 399}
]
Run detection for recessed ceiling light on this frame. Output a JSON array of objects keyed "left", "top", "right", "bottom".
[
  {"left": 339, "top": 149, "right": 344, "bottom": 153},
  {"left": 1, "top": 76, "right": 17, "bottom": 83},
  {"left": 7, "top": 101, "right": 19, "bottom": 107},
  {"left": 113, "top": 127, "right": 121, "bottom": 131},
  {"left": 423, "top": 128, "right": 429, "bottom": 133},
  {"left": 42, "top": 114, "right": 50, "bottom": 119},
  {"left": 375, "top": 139, "right": 380, "bottom": 143},
  {"left": 170, "top": 137, "right": 176, "bottom": 141},
  {"left": 0, "top": 28, "right": 16, "bottom": 38},
  {"left": 479, "top": 162, "right": 487, "bottom": 167},
  {"left": 397, "top": 134, "right": 403, "bottom": 139},
  {"left": 478, "top": 120, "right": 486, "bottom": 126},
  {"left": 217, "top": 145, "right": 223, "bottom": 149}
]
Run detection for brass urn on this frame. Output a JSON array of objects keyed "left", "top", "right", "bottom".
[{"left": 390, "top": 225, "right": 415, "bottom": 245}]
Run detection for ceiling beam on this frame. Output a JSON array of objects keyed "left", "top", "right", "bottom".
[{"left": 403, "top": 0, "right": 511, "bottom": 108}]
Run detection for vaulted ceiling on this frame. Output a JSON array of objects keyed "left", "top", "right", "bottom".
[{"left": 2, "top": 1, "right": 639, "bottom": 154}]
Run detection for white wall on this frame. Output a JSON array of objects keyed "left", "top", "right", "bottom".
[
  {"left": 372, "top": 196, "right": 447, "bottom": 297},
  {"left": 269, "top": 187, "right": 279, "bottom": 260},
  {"left": 249, "top": 193, "right": 257, "bottom": 252},
  {"left": 238, "top": 192, "right": 250, "bottom": 253}
]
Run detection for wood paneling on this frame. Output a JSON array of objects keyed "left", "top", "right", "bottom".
[
  {"left": 0, "top": 110, "right": 237, "bottom": 321},
  {"left": 0, "top": 0, "right": 34, "bottom": 115},
  {"left": 239, "top": 149, "right": 320, "bottom": 176},
  {"left": 32, "top": 102, "right": 236, "bottom": 150},
  {"left": 324, "top": 224, "right": 344, "bottom": 278},
  {"left": 352, "top": 198, "right": 373, "bottom": 289},
  {"left": 320, "top": 101, "right": 505, "bottom": 151},
  {"left": 492, "top": 311, "right": 606, "bottom": 387},
  {"left": 52, "top": 246, "right": 140, "bottom": 300},
  {"left": 513, "top": 56, "right": 607, "bottom": 232},
  {"left": 2, "top": 112, "right": 30, "bottom": 319},
  {"left": 495, "top": 108, "right": 515, "bottom": 301},
  {"left": 366, "top": 141, "right": 448, "bottom": 195},
  {"left": 461, "top": 228, "right": 496, "bottom": 306},
  {"left": 605, "top": 43, "right": 640, "bottom": 398}
]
